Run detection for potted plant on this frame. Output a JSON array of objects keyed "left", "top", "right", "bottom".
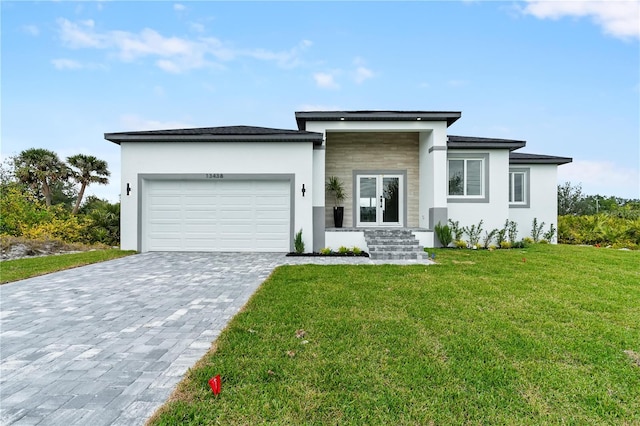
[{"left": 326, "top": 176, "right": 345, "bottom": 228}]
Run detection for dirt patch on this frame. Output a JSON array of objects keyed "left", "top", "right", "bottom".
[
  {"left": 0, "top": 236, "right": 108, "bottom": 261},
  {"left": 624, "top": 350, "right": 640, "bottom": 367}
]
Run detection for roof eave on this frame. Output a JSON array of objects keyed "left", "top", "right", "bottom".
[
  {"left": 104, "top": 133, "right": 324, "bottom": 146},
  {"left": 447, "top": 141, "right": 526, "bottom": 151},
  {"left": 295, "top": 111, "right": 462, "bottom": 130},
  {"left": 510, "top": 157, "right": 573, "bottom": 165}
]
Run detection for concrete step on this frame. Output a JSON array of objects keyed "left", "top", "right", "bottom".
[
  {"left": 369, "top": 252, "right": 426, "bottom": 260},
  {"left": 368, "top": 245, "right": 420, "bottom": 252},
  {"left": 363, "top": 229, "right": 425, "bottom": 260},
  {"left": 367, "top": 239, "right": 420, "bottom": 245}
]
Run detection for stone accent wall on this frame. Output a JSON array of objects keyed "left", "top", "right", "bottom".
[{"left": 325, "top": 132, "right": 419, "bottom": 228}]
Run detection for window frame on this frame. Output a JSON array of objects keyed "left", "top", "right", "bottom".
[
  {"left": 447, "top": 153, "right": 490, "bottom": 203},
  {"left": 509, "top": 168, "right": 530, "bottom": 208}
]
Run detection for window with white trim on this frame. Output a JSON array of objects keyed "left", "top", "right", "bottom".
[
  {"left": 509, "top": 168, "right": 530, "bottom": 207},
  {"left": 448, "top": 158, "right": 484, "bottom": 197}
]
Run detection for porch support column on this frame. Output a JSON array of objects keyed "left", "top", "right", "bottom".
[
  {"left": 419, "top": 123, "right": 448, "bottom": 230},
  {"left": 312, "top": 141, "right": 326, "bottom": 251}
]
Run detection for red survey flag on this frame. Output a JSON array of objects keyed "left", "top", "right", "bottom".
[{"left": 208, "top": 375, "right": 221, "bottom": 395}]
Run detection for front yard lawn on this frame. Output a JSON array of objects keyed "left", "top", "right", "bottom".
[
  {"left": 150, "top": 245, "right": 640, "bottom": 425},
  {"left": 0, "top": 249, "right": 136, "bottom": 284}
]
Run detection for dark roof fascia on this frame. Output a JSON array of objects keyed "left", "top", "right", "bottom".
[
  {"left": 447, "top": 135, "right": 526, "bottom": 151},
  {"left": 295, "top": 110, "right": 462, "bottom": 130},
  {"left": 105, "top": 131, "right": 324, "bottom": 146},
  {"left": 510, "top": 152, "right": 573, "bottom": 165}
]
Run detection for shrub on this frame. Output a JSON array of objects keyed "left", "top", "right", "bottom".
[
  {"left": 543, "top": 223, "right": 557, "bottom": 243},
  {"left": 500, "top": 241, "right": 512, "bottom": 249},
  {"left": 320, "top": 247, "right": 332, "bottom": 255},
  {"left": 352, "top": 246, "right": 362, "bottom": 255},
  {"left": 434, "top": 222, "right": 452, "bottom": 247},
  {"left": 482, "top": 229, "right": 498, "bottom": 249},
  {"left": 455, "top": 240, "right": 467, "bottom": 249},
  {"left": 448, "top": 220, "right": 464, "bottom": 242},
  {"left": 21, "top": 214, "right": 89, "bottom": 243},
  {"left": 463, "top": 220, "right": 483, "bottom": 247},
  {"left": 507, "top": 220, "right": 518, "bottom": 244},
  {"left": 558, "top": 215, "right": 638, "bottom": 247},
  {"left": 338, "top": 246, "right": 349, "bottom": 254},
  {"left": 294, "top": 229, "right": 305, "bottom": 253},
  {"left": 496, "top": 227, "right": 507, "bottom": 246},
  {"left": 531, "top": 218, "right": 545, "bottom": 243}
]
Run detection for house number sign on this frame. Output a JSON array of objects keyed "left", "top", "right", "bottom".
[{"left": 205, "top": 173, "right": 224, "bottom": 179}]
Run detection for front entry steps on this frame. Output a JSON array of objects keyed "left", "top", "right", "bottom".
[{"left": 363, "top": 229, "right": 426, "bottom": 260}]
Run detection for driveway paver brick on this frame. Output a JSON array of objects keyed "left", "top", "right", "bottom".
[{"left": 1, "top": 252, "right": 431, "bottom": 425}]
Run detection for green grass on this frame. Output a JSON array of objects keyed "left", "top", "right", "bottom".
[
  {"left": 0, "top": 249, "right": 136, "bottom": 284},
  {"left": 149, "top": 244, "right": 640, "bottom": 425}
]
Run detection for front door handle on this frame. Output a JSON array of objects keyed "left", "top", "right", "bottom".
[{"left": 379, "top": 196, "right": 383, "bottom": 208}]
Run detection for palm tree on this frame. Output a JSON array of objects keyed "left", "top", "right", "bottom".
[
  {"left": 67, "top": 154, "right": 110, "bottom": 214},
  {"left": 14, "top": 148, "right": 70, "bottom": 207}
]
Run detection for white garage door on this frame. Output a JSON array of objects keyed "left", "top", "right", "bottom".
[{"left": 145, "top": 179, "right": 291, "bottom": 252}]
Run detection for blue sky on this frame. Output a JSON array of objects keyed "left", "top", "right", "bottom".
[{"left": 2, "top": 0, "right": 639, "bottom": 202}]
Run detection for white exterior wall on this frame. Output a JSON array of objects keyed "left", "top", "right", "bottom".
[
  {"left": 419, "top": 123, "right": 448, "bottom": 228},
  {"left": 509, "top": 164, "right": 559, "bottom": 241},
  {"left": 325, "top": 231, "right": 368, "bottom": 251},
  {"left": 447, "top": 150, "right": 510, "bottom": 234},
  {"left": 120, "top": 141, "right": 314, "bottom": 251}
]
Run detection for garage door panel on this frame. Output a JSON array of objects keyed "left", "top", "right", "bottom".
[{"left": 145, "top": 179, "right": 290, "bottom": 252}]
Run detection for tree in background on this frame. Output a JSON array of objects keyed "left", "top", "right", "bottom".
[
  {"left": 67, "top": 154, "right": 110, "bottom": 214},
  {"left": 558, "top": 182, "right": 639, "bottom": 217},
  {"left": 14, "top": 148, "right": 70, "bottom": 207},
  {"left": 79, "top": 196, "right": 120, "bottom": 246}
]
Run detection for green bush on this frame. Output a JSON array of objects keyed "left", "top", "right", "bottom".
[
  {"left": 294, "top": 229, "right": 305, "bottom": 253},
  {"left": 434, "top": 222, "right": 452, "bottom": 247},
  {"left": 558, "top": 214, "right": 639, "bottom": 248}
]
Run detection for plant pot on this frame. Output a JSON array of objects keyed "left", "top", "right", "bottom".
[{"left": 333, "top": 206, "right": 344, "bottom": 228}]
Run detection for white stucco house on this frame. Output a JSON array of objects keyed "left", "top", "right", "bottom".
[{"left": 105, "top": 110, "right": 571, "bottom": 255}]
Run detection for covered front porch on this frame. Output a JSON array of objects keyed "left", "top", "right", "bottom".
[{"left": 298, "top": 110, "right": 461, "bottom": 252}]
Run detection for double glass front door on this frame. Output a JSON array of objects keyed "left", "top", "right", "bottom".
[{"left": 357, "top": 174, "right": 402, "bottom": 226}]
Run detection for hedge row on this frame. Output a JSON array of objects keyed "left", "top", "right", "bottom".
[{"left": 558, "top": 214, "right": 640, "bottom": 249}]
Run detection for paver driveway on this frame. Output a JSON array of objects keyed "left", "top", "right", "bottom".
[
  {"left": 0, "top": 252, "right": 294, "bottom": 425},
  {"left": 1, "top": 252, "right": 428, "bottom": 425}
]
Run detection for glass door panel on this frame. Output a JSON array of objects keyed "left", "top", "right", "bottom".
[
  {"left": 358, "top": 177, "right": 377, "bottom": 224},
  {"left": 357, "top": 174, "right": 402, "bottom": 227},
  {"left": 382, "top": 177, "right": 400, "bottom": 224}
]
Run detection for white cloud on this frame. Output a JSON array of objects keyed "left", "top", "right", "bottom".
[
  {"left": 313, "top": 72, "right": 340, "bottom": 89},
  {"left": 190, "top": 22, "right": 205, "bottom": 33},
  {"left": 119, "top": 114, "right": 192, "bottom": 131},
  {"left": 558, "top": 160, "right": 640, "bottom": 198},
  {"left": 447, "top": 79, "right": 468, "bottom": 87},
  {"left": 174, "top": 3, "right": 186, "bottom": 11},
  {"left": 522, "top": 0, "right": 640, "bottom": 40},
  {"left": 51, "top": 58, "right": 83, "bottom": 70},
  {"left": 22, "top": 25, "right": 39, "bottom": 36},
  {"left": 245, "top": 39, "right": 312, "bottom": 68},
  {"left": 58, "top": 18, "right": 103, "bottom": 48},
  {"left": 56, "top": 19, "right": 312, "bottom": 73},
  {"left": 354, "top": 66, "right": 374, "bottom": 84},
  {"left": 51, "top": 58, "right": 105, "bottom": 70}
]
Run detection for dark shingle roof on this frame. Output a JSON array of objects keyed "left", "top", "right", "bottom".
[
  {"left": 295, "top": 110, "right": 462, "bottom": 130},
  {"left": 447, "top": 135, "right": 527, "bottom": 151},
  {"left": 104, "top": 125, "right": 323, "bottom": 145},
  {"left": 510, "top": 152, "right": 573, "bottom": 165}
]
